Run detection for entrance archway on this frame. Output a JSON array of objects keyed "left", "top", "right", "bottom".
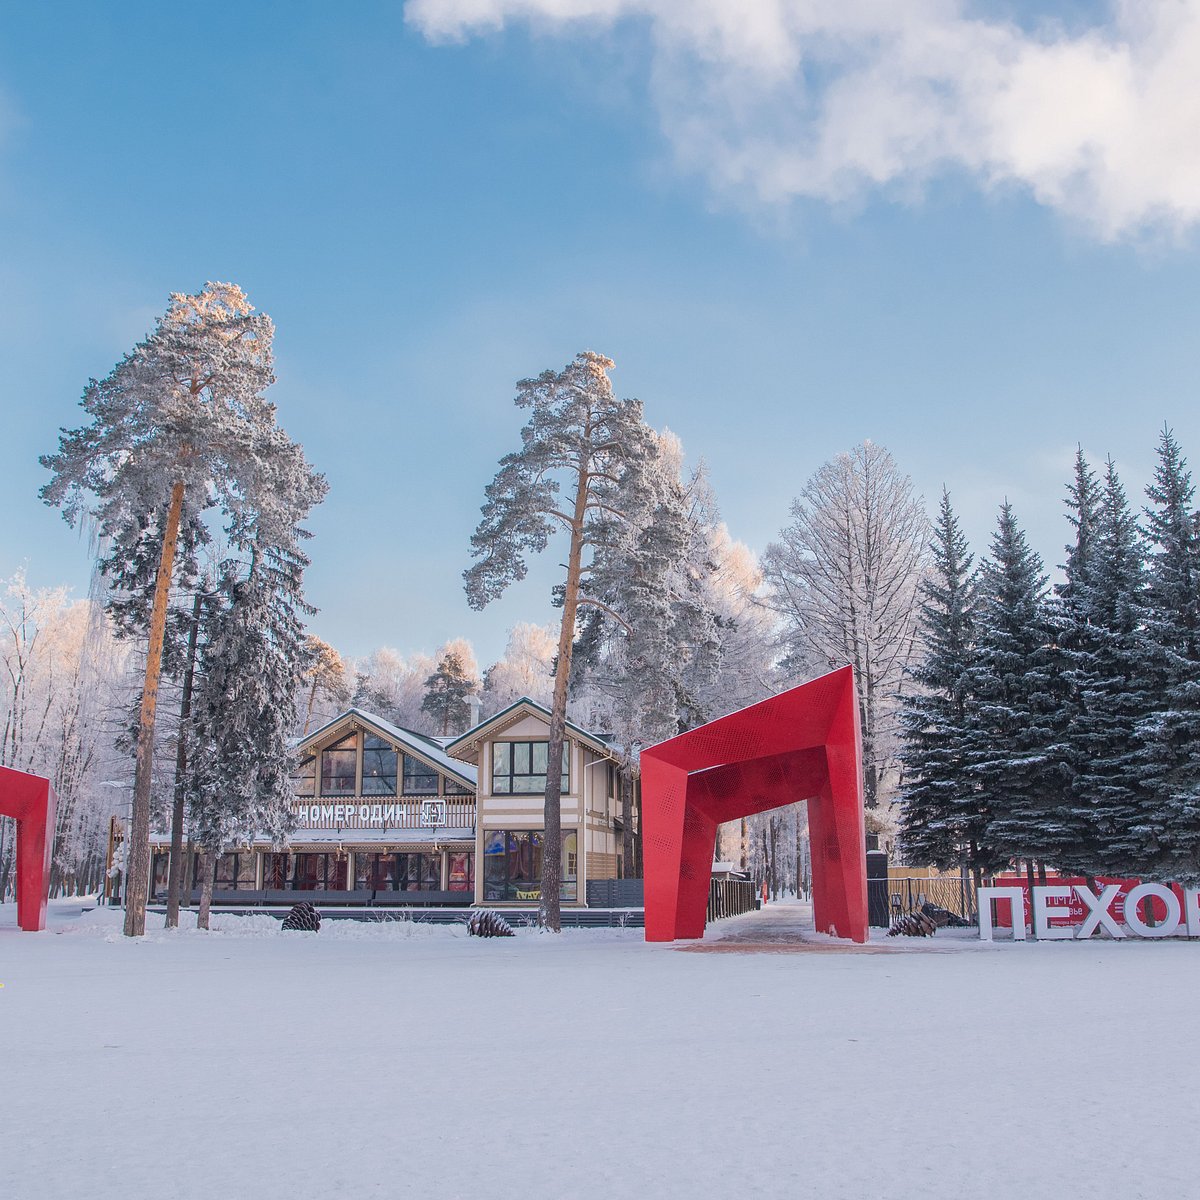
[
  {"left": 641, "top": 666, "right": 868, "bottom": 943},
  {"left": 0, "top": 765, "right": 57, "bottom": 931}
]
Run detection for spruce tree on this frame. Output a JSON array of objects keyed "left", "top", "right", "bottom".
[
  {"left": 1056, "top": 460, "right": 1150, "bottom": 877},
  {"left": 1136, "top": 428, "right": 1200, "bottom": 883},
  {"left": 898, "top": 490, "right": 980, "bottom": 873},
  {"left": 1046, "top": 449, "right": 1106, "bottom": 874},
  {"left": 188, "top": 511, "right": 322, "bottom": 927},
  {"left": 968, "top": 503, "right": 1065, "bottom": 876}
]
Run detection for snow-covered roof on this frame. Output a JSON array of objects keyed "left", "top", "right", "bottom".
[
  {"left": 296, "top": 708, "right": 477, "bottom": 790},
  {"left": 446, "top": 696, "right": 618, "bottom": 762}
]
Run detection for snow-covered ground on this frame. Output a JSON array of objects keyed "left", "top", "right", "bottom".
[{"left": 2, "top": 899, "right": 1196, "bottom": 1199}]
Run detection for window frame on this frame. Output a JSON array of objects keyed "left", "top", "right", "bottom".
[
  {"left": 361, "top": 734, "right": 398, "bottom": 796},
  {"left": 491, "top": 740, "right": 570, "bottom": 796},
  {"left": 401, "top": 753, "right": 440, "bottom": 796},
  {"left": 481, "top": 828, "right": 577, "bottom": 902},
  {"left": 320, "top": 733, "right": 358, "bottom": 797}
]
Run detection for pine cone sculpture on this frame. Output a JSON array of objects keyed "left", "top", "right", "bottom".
[
  {"left": 467, "top": 909, "right": 515, "bottom": 938},
  {"left": 282, "top": 901, "right": 321, "bottom": 932}
]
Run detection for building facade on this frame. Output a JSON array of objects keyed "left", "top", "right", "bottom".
[{"left": 149, "top": 697, "right": 627, "bottom": 908}]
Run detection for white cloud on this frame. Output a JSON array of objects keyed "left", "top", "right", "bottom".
[{"left": 404, "top": 0, "right": 1200, "bottom": 239}]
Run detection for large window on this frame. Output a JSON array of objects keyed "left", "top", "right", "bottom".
[
  {"left": 354, "top": 852, "right": 441, "bottom": 892},
  {"left": 320, "top": 734, "right": 357, "bottom": 795},
  {"left": 402, "top": 754, "right": 439, "bottom": 795},
  {"left": 362, "top": 735, "right": 398, "bottom": 795},
  {"left": 292, "top": 755, "right": 316, "bottom": 798},
  {"left": 263, "top": 852, "right": 289, "bottom": 890},
  {"left": 448, "top": 852, "right": 474, "bottom": 893},
  {"left": 482, "top": 829, "right": 577, "bottom": 902},
  {"left": 491, "top": 741, "right": 570, "bottom": 795},
  {"left": 291, "top": 852, "right": 348, "bottom": 891},
  {"left": 151, "top": 852, "right": 170, "bottom": 897}
]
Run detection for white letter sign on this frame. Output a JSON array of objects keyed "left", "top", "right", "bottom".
[
  {"left": 1074, "top": 884, "right": 1125, "bottom": 939},
  {"left": 977, "top": 886, "right": 1027, "bottom": 941},
  {"left": 1032, "top": 885, "right": 1075, "bottom": 940}
]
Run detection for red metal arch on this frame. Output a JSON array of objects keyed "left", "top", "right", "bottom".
[
  {"left": 0, "top": 765, "right": 57, "bottom": 931},
  {"left": 641, "top": 666, "right": 868, "bottom": 942}
]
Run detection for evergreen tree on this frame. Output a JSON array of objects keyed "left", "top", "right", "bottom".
[
  {"left": 41, "top": 282, "right": 326, "bottom": 936},
  {"left": 968, "top": 503, "right": 1065, "bottom": 875},
  {"left": 464, "top": 351, "right": 655, "bottom": 930},
  {"left": 1045, "top": 449, "right": 1106, "bottom": 873},
  {"left": 570, "top": 430, "right": 724, "bottom": 875},
  {"left": 898, "top": 490, "right": 980, "bottom": 873},
  {"left": 1055, "top": 460, "right": 1151, "bottom": 877},
  {"left": 188, "top": 506, "right": 322, "bottom": 927},
  {"left": 1136, "top": 428, "right": 1200, "bottom": 883},
  {"left": 421, "top": 650, "right": 480, "bottom": 736}
]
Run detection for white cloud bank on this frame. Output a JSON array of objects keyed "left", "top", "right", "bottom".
[{"left": 405, "top": 0, "right": 1200, "bottom": 239}]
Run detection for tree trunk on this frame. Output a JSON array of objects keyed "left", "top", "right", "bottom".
[
  {"left": 125, "top": 479, "right": 186, "bottom": 938},
  {"left": 620, "top": 765, "right": 634, "bottom": 880},
  {"left": 165, "top": 589, "right": 202, "bottom": 928},
  {"left": 796, "top": 819, "right": 804, "bottom": 899},
  {"left": 196, "top": 846, "right": 216, "bottom": 930},
  {"left": 539, "top": 464, "right": 590, "bottom": 932},
  {"left": 303, "top": 675, "right": 318, "bottom": 736},
  {"left": 633, "top": 782, "right": 643, "bottom": 878},
  {"left": 180, "top": 836, "right": 194, "bottom": 909}
]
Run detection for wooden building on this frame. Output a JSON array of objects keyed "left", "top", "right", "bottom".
[{"left": 149, "top": 697, "right": 628, "bottom": 909}]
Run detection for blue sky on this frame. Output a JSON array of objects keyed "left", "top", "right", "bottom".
[{"left": 2, "top": 2, "right": 1199, "bottom": 666}]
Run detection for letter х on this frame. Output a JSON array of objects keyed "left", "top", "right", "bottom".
[{"left": 1074, "top": 884, "right": 1125, "bottom": 938}]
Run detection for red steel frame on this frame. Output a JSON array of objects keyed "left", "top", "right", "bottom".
[
  {"left": 641, "top": 666, "right": 868, "bottom": 943},
  {"left": 0, "top": 765, "right": 57, "bottom": 931}
]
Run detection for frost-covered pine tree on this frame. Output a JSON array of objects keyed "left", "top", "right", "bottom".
[
  {"left": 40, "top": 282, "right": 326, "bottom": 936},
  {"left": 898, "top": 490, "right": 980, "bottom": 874},
  {"left": 188, "top": 491, "right": 323, "bottom": 928},
  {"left": 464, "top": 351, "right": 655, "bottom": 930},
  {"left": 570, "top": 430, "right": 723, "bottom": 875},
  {"left": 1135, "top": 429, "right": 1200, "bottom": 882},
  {"left": 1054, "top": 460, "right": 1151, "bottom": 878},
  {"left": 967, "top": 503, "right": 1066, "bottom": 877},
  {"left": 421, "top": 649, "right": 480, "bottom": 736}
]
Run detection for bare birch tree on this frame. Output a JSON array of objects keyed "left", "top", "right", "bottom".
[{"left": 764, "top": 441, "right": 929, "bottom": 817}]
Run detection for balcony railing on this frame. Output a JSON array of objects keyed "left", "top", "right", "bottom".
[{"left": 291, "top": 798, "right": 476, "bottom": 831}]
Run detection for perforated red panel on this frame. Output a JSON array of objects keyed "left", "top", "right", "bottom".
[
  {"left": 0, "top": 765, "right": 57, "bottom": 932},
  {"left": 641, "top": 666, "right": 868, "bottom": 943}
]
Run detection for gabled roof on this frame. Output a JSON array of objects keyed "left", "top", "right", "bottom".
[
  {"left": 296, "top": 708, "right": 477, "bottom": 790},
  {"left": 446, "top": 696, "right": 618, "bottom": 762}
]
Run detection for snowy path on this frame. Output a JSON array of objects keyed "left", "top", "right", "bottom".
[{"left": 2, "top": 901, "right": 1198, "bottom": 1199}]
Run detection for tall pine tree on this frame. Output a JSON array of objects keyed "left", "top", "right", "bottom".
[{"left": 464, "top": 351, "right": 655, "bottom": 930}]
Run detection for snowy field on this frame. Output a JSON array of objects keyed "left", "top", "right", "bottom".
[{"left": 2, "top": 900, "right": 1197, "bottom": 1200}]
